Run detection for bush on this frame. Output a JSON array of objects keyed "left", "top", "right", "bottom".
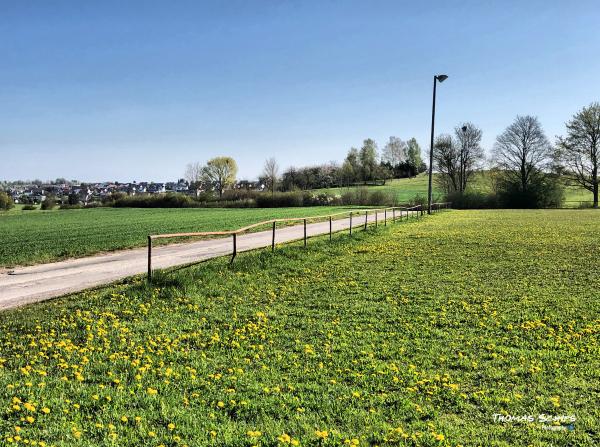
[
  {"left": 59, "top": 204, "right": 82, "bottom": 210},
  {"left": 108, "top": 193, "right": 200, "bottom": 208},
  {"left": 41, "top": 196, "right": 57, "bottom": 210},
  {"left": 22, "top": 205, "right": 37, "bottom": 210},
  {"left": 0, "top": 191, "right": 14, "bottom": 211},
  {"left": 497, "top": 174, "right": 564, "bottom": 208},
  {"left": 340, "top": 188, "right": 395, "bottom": 206},
  {"left": 256, "top": 192, "right": 304, "bottom": 207},
  {"left": 446, "top": 191, "right": 498, "bottom": 209}
]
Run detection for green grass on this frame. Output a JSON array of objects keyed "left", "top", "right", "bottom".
[
  {"left": 314, "top": 172, "right": 594, "bottom": 206},
  {"left": 1, "top": 209, "right": 598, "bottom": 446},
  {"left": 0, "top": 206, "right": 356, "bottom": 267}
]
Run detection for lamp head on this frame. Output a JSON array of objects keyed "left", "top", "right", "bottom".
[{"left": 436, "top": 74, "right": 448, "bottom": 83}]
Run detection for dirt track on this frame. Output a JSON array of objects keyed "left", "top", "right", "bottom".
[{"left": 0, "top": 210, "right": 420, "bottom": 311}]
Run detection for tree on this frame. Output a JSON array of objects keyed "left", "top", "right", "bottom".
[
  {"left": 406, "top": 138, "right": 423, "bottom": 174},
  {"left": 455, "top": 122, "right": 485, "bottom": 193},
  {"left": 493, "top": 115, "right": 553, "bottom": 193},
  {"left": 202, "top": 157, "right": 238, "bottom": 197},
  {"left": 184, "top": 162, "right": 204, "bottom": 196},
  {"left": 382, "top": 137, "right": 407, "bottom": 168},
  {"left": 262, "top": 157, "right": 279, "bottom": 195},
  {"left": 0, "top": 191, "right": 14, "bottom": 211},
  {"left": 343, "top": 148, "right": 361, "bottom": 184},
  {"left": 359, "top": 139, "right": 378, "bottom": 181},
  {"left": 556, "top": 102, "right": 600, "bottom": 208},
  {"left": 433, "top": 134, "right": 460, "bottom": 193}
]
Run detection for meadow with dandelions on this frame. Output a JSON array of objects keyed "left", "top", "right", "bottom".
[{"left": 0, "top": 210, "right": 598, "bottom": 446}]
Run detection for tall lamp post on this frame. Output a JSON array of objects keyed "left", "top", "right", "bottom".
[{"left": 427, "top": 74, "right": 448, "bottom": 215}]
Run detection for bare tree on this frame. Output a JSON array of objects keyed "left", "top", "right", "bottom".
[
  {"left": 493, "top": 115, "right": 553, "bottom": 193},
  {"left": 184, "top": 162, "right": 203, "bottom": 196},
  {"left": 382, "top": 137, "right": 407, "bottom": 167},
  {"left": 433, "top": 134, "right": 459, "bottom": 193},
  {"left": 556, "top": 102, "right": 600, "bottom": 208},
  {"left": 433, "top": 123, "right": 484, "bottom": 194},
  {"left": 262, "top": 157, "right": 279, "bottom": 195},
  {"left": 455, "top": 122, "right": 485, "bottom": 192},
  {"left": 201, "top": 157, "right": 238, "bottom": 197}
]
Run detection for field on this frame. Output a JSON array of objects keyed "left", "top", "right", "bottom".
[
  {"left": 0, "top": 209, "right": 598, "bottom": 446},
  {"left": 314, "top": 173, "right": 593, "bottom": 206},
  {"left": 0, "top": 206, "right": 355, "bottom": 267}
]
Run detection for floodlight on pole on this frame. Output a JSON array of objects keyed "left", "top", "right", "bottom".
[{"left": 427, "top": 74, "right": 448, "bottom": 215}]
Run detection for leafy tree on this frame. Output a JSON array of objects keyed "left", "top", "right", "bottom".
[
  {"left": 41, "top": 195, "right": 57, "bottom": 210},
  {"left": 359, "top": 139, "right": 378, "bottom": 181},
  {"left": 406, "top": 138, "right": 424, "bottom": 174},
  {"left": 202, "top": 157, "right": 238, "bottom": 197},
  {"left": 0, "top": 191, "right": 14, "bottom": 211},
  {"left": 493, "top": 115, "right": 553, "bottom": 194},
  {"left": 556, "top": 102, "right": 600, "bottom": 208},
  {"left": 382, "top": 137, "right": 406, "bottom": 168}
]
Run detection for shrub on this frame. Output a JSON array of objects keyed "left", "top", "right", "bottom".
[
  {"left": 109, "top": 193, "right": 200, "bottom": 208},
  {"left": 41, "top": 196, "right": 57, "bottom": 210},
  {"left": 446, "top": 191, "right": 498, "bottom": 209},
  {"left": 0, "top": 191, "right": 14, "bottom": 211},
  {"left": 22, "top": 205, "right": 37, "bottom": 210},
  {"left": 497, "top": 174, "right": 564, "bottom": 208},
  {"left": 255, "top": 192, "right": 304, "bottom": 208},
  {"left": 59, "top": 204, "right": 82, "bottom": 210},
  {"left": 340, "top": 188, "right": 395, "bottom": 206}
]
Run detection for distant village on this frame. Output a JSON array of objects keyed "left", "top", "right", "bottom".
[{"left": 0, "top": 179, "right": 262, "bottom": 204}]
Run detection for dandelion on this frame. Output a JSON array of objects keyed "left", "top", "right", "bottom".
[
  {"left": 278, "top": 433, "right": 291, "bottom": 443},
  {"left": 315, "top": 430, "right": 329, "bottom": 439},
  {"left": 147, "top": 387, "right": 158, "bottom": 396},
  {"left": 168, "top": 423, "right": 176, "bottom": 430}
]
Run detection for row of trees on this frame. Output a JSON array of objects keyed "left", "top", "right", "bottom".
[
  {"left": 434, "top": 102, "right": 600, "bottom": 208},
  {"left": 184, "top": 157, "right": 238, "bottom": 197},
  {"left": 278, "top": 137, "right": 425, "bottom": 192}
]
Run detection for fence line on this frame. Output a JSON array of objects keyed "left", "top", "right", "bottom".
[{"left": 147, "top": 202, "right": 451, "bottom": 281}]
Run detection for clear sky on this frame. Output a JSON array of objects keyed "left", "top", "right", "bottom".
[{"left": 2, "top": 0, "right": 599, "bottom": 182}]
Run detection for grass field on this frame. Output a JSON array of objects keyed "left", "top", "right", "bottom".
[
  {"left": 0, "top": 206, "right": 357, "bottom": 267},
  {"left": 1, "top": 209, "right": 598, "bottom": 446}
]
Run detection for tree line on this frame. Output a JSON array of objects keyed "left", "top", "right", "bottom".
[{"left": 433, "top": 102, "right": 600, "bottom": 208}]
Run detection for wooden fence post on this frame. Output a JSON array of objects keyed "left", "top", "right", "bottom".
[
  {"left": 230, "top": 233, "right": 237, "bottom": 264},
  {"left": 384, "top": 209, "right": 387, "bottom": 226},
  {"left": 375, "top": 210, "right": 378, "bottom": 228},
  {"left": 349, "top": 213, "right": 352, "bottom": 236},
  {"left": 303, "top": 219, "right": 307, "bottom": 247},
  {"left": 364, "top": 211, "right": 368, "bottom": 230},
  {"left": 147, "top": 236, "right": 152, "bottom": 282},
  {"left": 392, "top": 208, "right": 396, "bottom": 222},
  {"left": 272, "top": 221, "right": 276, "bottom": 251},
  {"left": 329, "top": 216, "right": 332, "bottom": 241}
]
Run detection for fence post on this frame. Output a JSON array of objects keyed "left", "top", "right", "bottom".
[
  {"left": 272, "top": 221, "right": 276, "bottom": 251},
  {"left": 350, "top": 213, "right": 352, "bottom": 236},
  {"left": 392, "top": 208, "right": 396, "bottom": 222},
  {"left": 329, "top": 216, "right": 332, "bottom": 241},
  {"left": 230, "top": 233, "right": 237, "bottom": 264},
  {"left": 375, "top": 210, "right": 378, "bottom": 228},
  {"left": 364, "top": 211, "right": 368, "bottom": 230},
  {"left": 303, "top": 218, "right": 307, "bottom": 247},
  {"left": 147, "top": 236, "right": 152, "bottom": 282},
  {"left": 384, "top": 209, "right": 387, "bottom": 226}
]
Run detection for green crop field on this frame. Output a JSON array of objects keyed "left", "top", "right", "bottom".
[
  {"left": 1, "top": 209, "right": 598, "bottom": 446},
  {"left": 314, "top": 173, "right": 593, "bottom": 206},
  {"left": 0, "top": 206, "right": 356, "bottom": 267}
]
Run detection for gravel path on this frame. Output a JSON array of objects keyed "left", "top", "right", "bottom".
[{"left": 0, "top": 209, "right": 421, "bottom": 310}]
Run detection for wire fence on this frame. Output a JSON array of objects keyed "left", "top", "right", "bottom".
[{"left": 147, "top": 202, "right": 451, "bottom": 281}]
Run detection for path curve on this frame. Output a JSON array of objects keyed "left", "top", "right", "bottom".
[{"left": 0, "top": 210, "right": 420, "bottom": 311}]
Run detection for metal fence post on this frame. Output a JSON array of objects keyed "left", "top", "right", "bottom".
[
  {"left": 147, "top": 236, "right": 152, "bottom": 282},
  {"left": 230, "top": 233, "right": 237, "bottom": 264},
  {"left": 272, "top": 221, "right": 276, "bottom": 251},
  {"left": 303, "top": 218, "right": 307, "bottom": 247},
  {"left": 329, "top": 216, "right": 332, "bottom": 241}
]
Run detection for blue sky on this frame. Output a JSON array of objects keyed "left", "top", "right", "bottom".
[{"left": 1, "top": 0, "right": 599, "bottom": 182}]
